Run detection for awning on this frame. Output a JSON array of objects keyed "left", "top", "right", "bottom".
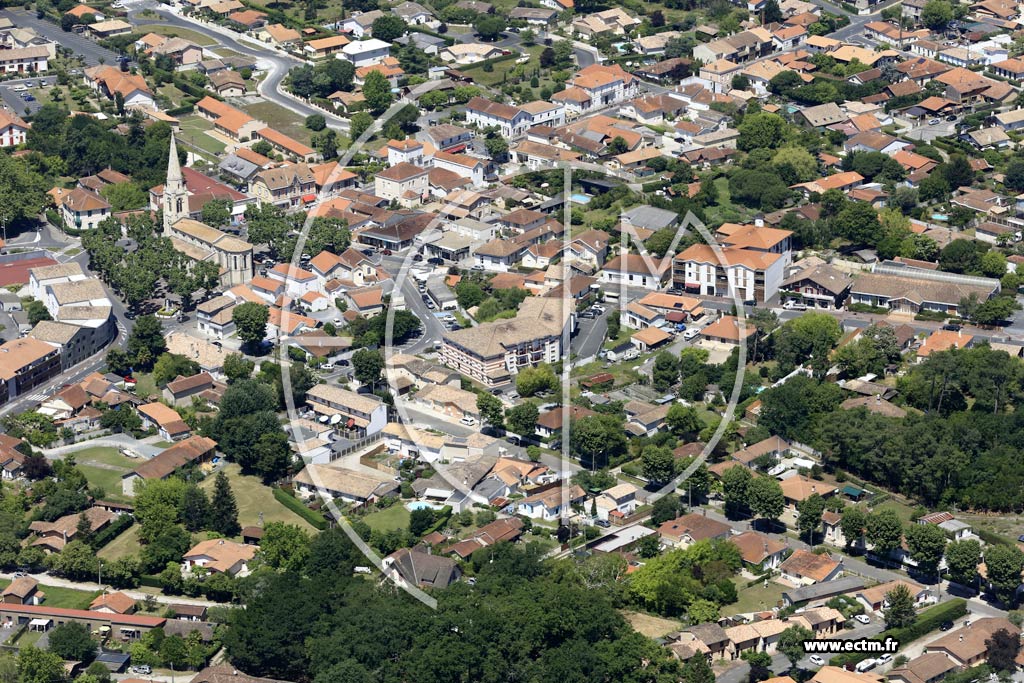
[
  {"left": 302, "top": 194, "right": 317, "bottom": 203},
  {"left": 446, "top": 143, "right": 467, "bottom": 153}
]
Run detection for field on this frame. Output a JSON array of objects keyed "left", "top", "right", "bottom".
[
  {"left": 98, "top": 525, "right": 140, "bottom": 562},
  {"left": 79, "top": 465, "right": 128, "bottom": 501},
  {"left": 362, "top": 504, "right": 411, "bottom": 533},
  {"left": 241, "top": 101, "right": 312, "bottom": 145},
  {"left": 730, "top": 577, "right": 787, "bottom": 614},
  {"left": 179, "top": 115, "right": 227, "bottom": 159},
  {"left": 130, "top": 373, "right": 159, "bottom": 401},
  {"left": 199, "top": 463, "right": 317, "bottom": 534},
  {"left": 621, "top": 610, "right": 680, "bottom": 638},
  {"left": 74, "top": 447, "right": 135, "bottom": 502},
  {"left": 73, "top": 446, "right": 138, "bottom": 469},
  {"left": 871, "top": 499, "right": 918, "bottom": 524},
  {"left": 135, "top": 23, "right": 217, "bottom": 47}
]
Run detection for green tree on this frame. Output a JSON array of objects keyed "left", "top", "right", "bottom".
[
  {"left": 651, "top": 493, "right": 683, "bottom": 525},
  {"left": 763, "top": 0, "right": 783, "bottom": 22},
  {"left": 152, "top": 352, "right": 201, "bottom": 386},
  {"left": 25, "top": 300, "right": 51, "bottom": 326},
  {"left": 772, "top": 146, "right": 818, "bottom": 183},
  {"left": 474, "top": 14, "right": 507, "bottom": 40},
  {"left": 986, "top": 628, "right": 1021, "bottom": 673},
  {"left": 722, "top": 464, "right": 752, "bottom": 518},
  {"left": 1005, "top": 158, "right": 1024, "bottom": 192},
  {"left": 922, "top": 0, "right": 953, "bottom": 30},
  {"left": 666, "top": 403, "right": 702, "bottom": 438},
  {"left": 515, "top": 364, "right": 557, "bottom": 397},
  {"left": 683, "top": 655, "right": 715, "bottom": 683},
  {"left": 223, "top": 353, "right": 254, "bottom": 382},
  {"left": 687, "top": 599, "right": 720, "bottom": 627},
  {"left": 570, "top": 414, "right": 628, "bottom": 470},
  {"left": 774, "top": 313, "right": 842, "bottom": 376},
  {"left": 905, "top": 521, "right": 947, "bottom": 577},
  {"left": 209, "top": 471, "right": 240, "bottom": 537},
  {"left": 506, "top": 402, "right": 539, "bottom": 437},
  {"left": 738, "top": 113, "right": 786, "bottom": 151},
  {"left": 454, "top": 280, "right": 485, "bottom": 309},
  {"left": 371, "top": 15, "right": 407, "bottom": 41},
  {"left": 18, "top": 647, "right": 65, "bottom": 683},
  {"left": 48, "top": 621, "right": 96, "bottom": 662},
  {"left": 796, "top": 493, "right": 826, "bottom": 541},
  {"left": 362, "top": 70, "right": 393, "bottom": 113},
  {"left": 100, "top": 182, "right": 147, "bottom": 211},
  {"left": 839, "top": 506, "right": 867, "bottom": 549},
  {"left": 883, "top": 583, "right": 917, "bottom": 629},
  {"left": 641, "top": 445, "right": 674, "bottom": 484},
  {"left": 180, "top": 484, "right": 210, "bottom": 532},
  {"left": 159, "top": 634, "right": 188, "bottom": 670},
  {"left": 652, "top": 351, "right": 679, "bottom": 391},
  {"left": 126, "top": 314, "right": 166, "bottom": 370},
  {"left": 778, "top": 625, "right": 813, "bottom": 669},
  {"left": 258, "top": 522, "right": 311, "bottom": 571},
  {"left": 232, "top": 302, "right": 269, "bottom": 348},
  {"left": 984, "top": 544, "right": 1024, "bottom": 603},
  {"left": 484, "top": 135, "right": 509, "bottom": 161},
  {"left": 866, "top": 508, "right": 903, "bottom": 558},
  {"left": 748, "top": 476, "right": 784, "bottom": 525},
  {"left": 945, "top": 538, "right": 982, "bottom": 587},
  {"left": 349, "top": 112, "right": 374, "bottom": 139},
  {"left": 476, "top": 392, "right": 504, "bottom": 430}
]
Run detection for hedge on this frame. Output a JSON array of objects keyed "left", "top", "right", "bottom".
[
  {"left": 139, "top": 574, "right": 163, "bottom": 589},
  {"left": 829, "top": 598, "right": 968, "bottom": 667},
  {"left": 421, "top": 505, "right": 453, "bottom": 537},
  {"left": 976, "top": 527, "right": 1013, "bottom": 547},
  {"left": 273, "top": 486, "right": 328, "bottom": 530},
  {"left": 166, "top": 102, "right": 196, "bottom": 117},
  {"left": 408, "top": 25, "right": 456, "bottom": 45},
  {"left": 462, "top": 52, "right": 521, "bottom": 73},
  {"left": 91, "top": 514, "right": 135, "bottom": 551}
]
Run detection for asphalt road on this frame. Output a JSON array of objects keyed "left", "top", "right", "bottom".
[
  {"left": 0, "top": 8, "right": 121, "bottom": 66},
  {"left": 571, "top": 306, "right": 609, "bottom": 362}
]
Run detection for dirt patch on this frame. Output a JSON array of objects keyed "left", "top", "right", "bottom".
[{"left": 621, "top": 610, "right": 680, "bottom": 639}]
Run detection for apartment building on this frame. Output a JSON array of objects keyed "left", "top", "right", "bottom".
[
  {"left": 0, "top": 337, "right": 62, "bottom": 405},
  {"left": 673, "top": 244, "right": 786, "bottom": 303},
  {"left": 306, "top": 384, "right": 388, "bottom": 437}
]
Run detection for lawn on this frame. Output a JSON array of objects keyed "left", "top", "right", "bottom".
[
  {"left": 178, "top": 115, "right": 227, "bottom": 158},
  {"left": 131, "top": 373, "right": 159, "bottom": 401},
  {"left": 199, "top": 463, "right": 317, "bottom": 534},
  {"left": 362, "top": 504, "right": 411, "bottom": 533},
  {"left": 571, "top": 358, "right": 644, "bottom": 389},
  {"left": 241, "top": 101, "right": 312, "bottom": 145},
  {"left": 98, "top": 525, "right": 140, "bottom": 562},
  {"left": 703, "top": 176, "right": 755, "bottom": 228},
  {"left": 0, "top": 580, "right": 101, "bottom": 610},
  {"left": 621, "top": 610, "right": 681, "bottom": 639},
  {"left": 872, "top": 499, "right": 918, "bottom": 524},
  {"left": 730, "top": 577, "right": 788, "bottom": 615},
  {"left": 73, "top": 447, "right": 138, "bottom": 469},
  {"left": 135, "top": 23, "right": 217, "bottom": 47},
  {"left": 79, "top": 465, "right": 130, "bottom": 502}
]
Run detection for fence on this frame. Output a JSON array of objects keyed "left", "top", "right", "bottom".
[{"left": 328, "top": 432, "right": 384, "bottom": 462}]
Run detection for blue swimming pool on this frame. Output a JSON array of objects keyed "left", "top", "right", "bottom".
[
  {"left": 406, "top": 501, "right": 444, "bottom": 511},
  {"left": 570, "top": 193, "right": 591, "bottom": 204},
  {"left": 931, "top": 213, "right": 949, "bottom": 222}
]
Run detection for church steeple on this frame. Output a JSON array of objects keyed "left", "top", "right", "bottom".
[{"left": 163, "top": 133, "right": 188, "bottom": 232}]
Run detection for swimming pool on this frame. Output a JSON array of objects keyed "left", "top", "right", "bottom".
[
  {"left": 406, "top": 501, "right": 444, "bottom": 511},
  {"left": 570, "top": 193, "right": 591, "bottom": 204},
  {"left": 931, "top": 213, "right": 949, "bottom": 222}
]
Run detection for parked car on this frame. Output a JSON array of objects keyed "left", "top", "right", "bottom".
[
  {"left": 459, "top": 416, "right": 476, "bottom": 426},
  {"left": 382, "top": 249, "right": 392, "bottom": 255},
  {"left": 549, "top": 439, "right": 561, "bottom": 450},
  {"left": 23, "top": 95, "right": 34, "bottom": 101},
  {"left": 131, "top": 666, "right": 152, "bottom": 675},
  {"left": 940, "top": 620, "right": 954, "bottom": 631},
  {"left": 942, "top": 323, "right": 962, "bottom": 332},
  {"left": 877, "top": 654, "right": 893, "bottom": 665},
  {"left": 928, "top": 118, "right": 941, "bottom": 125},
  {"left": 683, "top": 328, "right": 700, "bottom": 341},
  {"left": 855, "top": 659, "right": 877, "bottom": 673},
  {"left": 413, "top": 253, "right": 423, "bottom": 261},
  {"left": 854, "top": 614, "right": 870, "bottom": 625},
  {"left": 783, "top": 300, "right": 807, "bottom": 311},
  {"left": 427, "top": 257, "right": 444, "bottom": 266},
  {"left": 595, "top": 519, "right": 611, "bottom": 528},
  {"left": 809, "top": 655, "right": 825, "bottom": 667}
]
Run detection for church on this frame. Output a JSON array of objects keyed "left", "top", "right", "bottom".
[{"left": 163, "top": 135, "right": 254, "bottom": 288}]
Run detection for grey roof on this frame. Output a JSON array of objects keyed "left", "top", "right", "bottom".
[
  {"left": 426, "top": 276, "right": 457, "bottom": 303},
  {"left": 389, "top": 547, "right": 461, "bottom": 587},
  {"left": 622, "top": 205, "right": 679, "bottom": 231},
  {"left": 473, "top": 477, "right": 507, "bottom": 502},
  {"left": 219, "top": 153, "right": 261, "bottom": 180},
  {"left": 396, "top": 32, "right": 446, "bottom": 49},
  {"left": 783, "top": 576, "right": 865, "bottom": 605}
]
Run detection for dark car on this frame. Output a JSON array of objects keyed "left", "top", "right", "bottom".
[
  {"left": 382, "top": 249, "right": 393, "bottom": 256},
  {"left": 942, "top": 323, "right": 962, "bottom": 332},
  {"left": 595, "top": 520, "right": 611, "bottom": 528},
  {"left": 940, "top": 621, "right": 954, "bottom": 631},
  {"left": 413, "top": 253, "right": 423, "bottom": 261},
  {"left": 549, "top": 439, "right": 562, "bottom": 450},
  {"left": 427, "top": 257, "right": 444, "bottom": 266}
]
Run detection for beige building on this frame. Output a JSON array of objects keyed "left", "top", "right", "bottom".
[
  {"left": 374, "top": 162, "right": 429, "bottom": 207},
  {"left": 249, "top": 162, "right": 316, "bottom": 209}
]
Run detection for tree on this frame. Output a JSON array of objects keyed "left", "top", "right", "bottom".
[
  {"left": 474, "top": 14, "right": 506, "bottom": 40},
  {"left": 738, "top": 113, "right": 786, "bottom": 151},
  {"left": 986, "top": 628, "right": 1021, "bottom": 673},
  {"left": 25, "top": 300, "right": 51, "bottom": 326},
  {"left": 866, "top": 509, "right": 904, "bottom": 558},
  {"left": 945, "top": 538, "right": 982, "bottom": 587},
  {"left": 984, "top": 544, "right": 1024, "bottom": 603},
  {"left": 209, "top": 471, "right": 240, "bottom": 537},
  {"left": 651, "top": 493, "right": 683, "bottom": 525},
  {"left": 641, "top": 445, "right": 674, "bottom": 484},
  {"left": 921, "top": 0, "right": 953, "bottom": 30},
  {"left": 839, "top": 506, "right": 867, "bottom": 549},
  {"left": 454, "top": 280, "right": 485, "bottom": 309},
  {"left": 506, "top": 402, "right": 539, "bottom": 437},
  {"left": 763, "top": 0, "right": 783, "bottom": 23},
  {"left": 350, "top": 112, "right": 374, "bottom": 139},
  {"left": 476, "top": 392, "right": 504, "bottom": 430},
  {"left": 352, "top": 348, "right": 384, "bottom": 387},
  {"left": 18, "top": 647, "right": 65, "bottom": 683},
  {"left": 748, "top": 477, "right": 784, "bottom": 525},
  {"left": 883, "top": 583, "right": 917, "bottom": 629},
  {"left": 666, "top": 403, "right": 702, "bottom": 438},
  {"left": 258, "top": 522, "right": 310, "bottom": 572},
  {"left": 159, "top": 634, "right": 188, "bottom": 670},
  {"left": 796, "top": 493, "right": 826, "bottom": 541},
  {"left": 722, "top": 465, "right": 752, "bottom": 518},
  {"left": 362, "top": 70, "right": 393, "bottom": 113},
  {"left": 100, "top": 182, "right": 147, "bottom": 211},
  {"left": 484, "top": 135, "right": 509, "bottom": 161},
  {"left": 943, "top": 154, "right": 974, "bottom": 190},
  {"left": 778, "top": 625, "right": 813, "bottom": 669},
  {"left": 232, "top": 302, "right": 269, "bottom": 348},
  {"left": 682, "top": 653, "right": 715, "bottom": 683},
  {"left": 152, "top": 353, "right": 200, "bottom": 386},
  {"left": 371, "top": 14, "right": 407, "bottom": 41},
  {"left": 652, "top": 351, "right": 679, "bottom": 391},
  {"left": 199, "top": 198, "right": 231, "bottom": 228},
  {"left": 223, "top": 353, "right": 254, "bottom": 382},
  {"left": 180, "top": 484, "right": 210, "bottom": 532},
  {"left": 772, "top": 146, "right": 818, "bottom": 183},
  {"left": 905, "top": 522, "right": 947, "bottom": 577},
  {"left": 687, "top": 599, "right": 719, "bottom": 626},
  {"left": 48, "top": 621, "right": 96, "bottom": 662},
  {"left": 126, "top": 314, "right": 166, "bottom": 370},
  {"left": 607, "top": 136, "right": 629, "bottom": 156},
  {"left": 515, "top": 364, "right": 557, "bottom": 397},
  {"left": 51, "top": 540, "right": 98, "bottom": 581},
  {"left": 1006, "top": 158, "right": 1024, "bottom": 192},
  {"left": 774, "top": 314, "right": 842, "bottom": 377}
]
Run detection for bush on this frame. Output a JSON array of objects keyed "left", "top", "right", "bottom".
[
  {"left": 271, "top": 487, "right": 327, "bottom": 530},
  {"left": 91, "top": 514, "right": 135, "bottom": 550}
]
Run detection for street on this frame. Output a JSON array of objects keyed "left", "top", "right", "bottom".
[{"left": 0, "top": 8, "right": 121, "bottom": 66}]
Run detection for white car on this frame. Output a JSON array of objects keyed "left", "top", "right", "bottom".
[
  {"left": 877, "top": 654, "right": 893, "bottom": 665},
  {"left": 855, "top": 659, "right": 877, "bottom": 673},
  {"left": 459, "top": 416, "right": 476, "bottom": 426},
  {"left": 683, "top": 328, "right": 700, "bottom": 341},
  {"left": 854, "top": 614, "right": 871, "bottom": 624},
  {"left": 515, "top": 55, "right": 530, "bottom": 64},
  {"left": 809, "top": 655, "right": 825, "bottom": 667}
]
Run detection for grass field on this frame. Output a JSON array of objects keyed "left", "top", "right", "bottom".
[
  {"left": 200, "top": 463, "right": 317, "bottom": 534},
  {"left": 98, "top": 525, "right": 140, "bottom": 562},
  {"left": 241, "top": 101, "right": 312, "bottom": 145},
  {"left": 179, "top": 115, "right": 227, "bottom": 157},
  {"left": 621, "top": 610, "right": 680, "bottom": 638},
  {"left": 872, "top": 499, "right": 918, "bottom": 524},
  {"left": 730, "top": 577, "right": 787, "bottom": 614},
  {"left": 135, "top": 23, "right": 217, "bottom": 46},
  {"left": 73, "top": 447, "right": 138, "bottom": 469},
  {"left": 131, "top": 373, "right": 158, "bottom": 401},
  {"left": 79, "top": 465, "right": 129, "bottom": 501},
  {"left": 362, "top": 504, "right": 411, "bottom": 533},
  {"left": 0, "top": 580, "right": 101, "bottom": 610}
]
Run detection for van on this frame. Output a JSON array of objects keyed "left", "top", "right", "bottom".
[
  {"left": 353, "top": 566, "right": 372, "bottom": 574},
  {"left": 683, "top": 328, "right": 700, "bottom": 341}
]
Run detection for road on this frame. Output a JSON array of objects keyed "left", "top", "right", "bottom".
[
  {"left": 571, "top": 306, "right": 609, "bottom": 362},
  {"left": 128, "top": 1, "right": 350, "bottom": 134},
  {"left": 0, "top": 8, "right": 121, "bottom": 66}
]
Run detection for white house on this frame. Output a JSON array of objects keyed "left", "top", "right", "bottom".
[
  {"left": 595, "top": 483, "right": 639, "bottom": 521},
  {"left": 516, "top": 485, "right": 586, "bottom": 520},
  {"left": 465, "top": 96, "right": 532, "bottom": 139},
  {"left": 431, "top": 151, "right": 486, "bottom": 186},
  {"left": 341, "top": 38, "right": 391, "bottom": 67}
]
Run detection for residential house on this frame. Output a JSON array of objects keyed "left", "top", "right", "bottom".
[
  {"left": 594, "top": 483, "right": 639, "bottom": 522},
  {"left": 250, "top": 163, "right": 317, "bottom": 209},
  {"left": 516, "top": 485, "right": 586, "bottom": 520},
  {"left": 779, "top": 548, "right": 842, "bottom": 586},
  {"left": 137, "top": 402, "right": 190, "bottom": 441},
  {"left": 183, "top": 539, "right": 256, "bottom": 577},
  {"left": 121, "top": 436, "right": 218, "bottom": 496},
  {"left": 293, "top": 462, "right": 398, "bottom": 505},
  {"left": 855, "top": 580, "right": 930, "bottom": 612},
  {"left": 374, "top": 162, "right": 428, "bottom": 207},
  {"left": 306, "top": 384, "right": 388, "bottom": 437},
  {"left": 0, "top": 577, "right": 43, "bottom": 605},
  {"left": 162, "top": 372, "right": 221, "bottom": 407},
  {"left": 29, "top": 507, "right": 114, "bottom": 553},
  {"left": 923, "top": 618, "right": 1019, "bottom": 667},
  {"left": 658, "top": 513, "right": 731, "bottom": 548},
  {"left": 673, "top": 244, "right": 785, "bottom": 303},
  {"left": 383, "top": 546, "right": 461, "bottom": 588},
  {"left": 89, "top": 592, "right": 136, "bottom": 615}
]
